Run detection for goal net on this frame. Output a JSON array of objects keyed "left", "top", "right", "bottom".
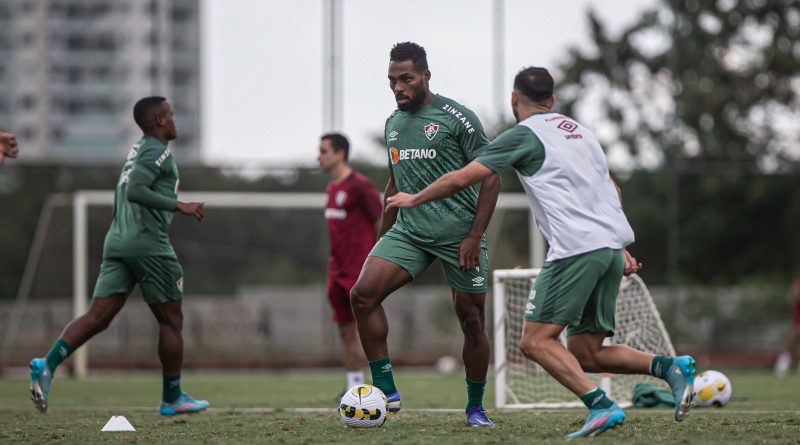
[{"left": 492, "top": 268, "right": 675, "bottom": 408}]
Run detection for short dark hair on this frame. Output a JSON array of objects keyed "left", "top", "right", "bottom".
[
  {"left": 133, "top": 96, "right": 167, "bottom": 132},
  {"left": 513, "top": 67, "right": 554, "bottom": 104},
  {"left": 390, "top": 42, "right": 428, "bottom": 72},
  {"left": 321, "top": 132, "right": 350, "bottom": 162}
]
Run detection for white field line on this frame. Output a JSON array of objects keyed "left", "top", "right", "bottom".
[{"left": 17, "top": 406, "right": 800, "bottom": 415}]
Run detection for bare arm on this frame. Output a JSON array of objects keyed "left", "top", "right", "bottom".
[
  {"left": 468, "top": 173, "right": 501, "bottom": 238},
  {"left": 378, "top": 169, "right": 399, "bottom": 238},
  {"left": 385, "top": 161, "right": 495, "bottom": 210},
  {"left": 458, "top": 172, "right": 501, "bottom": 270},
  {"left": 373, "top": 218, "right": 382, "bottom": 239}
]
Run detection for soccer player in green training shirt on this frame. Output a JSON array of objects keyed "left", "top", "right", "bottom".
[
  {"left": 350, "top": 42, "right": 501, "bottom": 427},
  {"left": 386, "top": 67, "right": 697, "bottom": 438},
  {"left": 29, "top": 97, "right": 209, "bottom": 416}
]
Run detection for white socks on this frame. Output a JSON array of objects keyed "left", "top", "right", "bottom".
[
  {"left": 347, "top": 371, "right": 365, "bottom": 389},
  {"left": 774, "top": 352, "right": 791, "bottom": 377}
]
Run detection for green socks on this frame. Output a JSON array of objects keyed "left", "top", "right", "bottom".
[
  {"left": 368, "top": 357, "right": 397, "bottom": 395},
  {"left": 45, "top": 339, "right": 73, "bottom": 375},
  {"left": 581, "top": 387, "right": 614, "bottom": 410},
  {"left": 650, "top": 355, "right": 674, "bottom": 379},
  {"left": 163, "top": 375, "right": 181, "bottom": 403},
  {"left": 466, "top": 378, "right": 486, "bottom": 411}
]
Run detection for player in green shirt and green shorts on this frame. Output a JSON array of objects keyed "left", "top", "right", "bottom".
[
  {"left": 350, "top": 42, "right": 501, "bottom": 427},
  {"left": 29, "top": 97, "right": 209, "bottom": 416},
  {"left": 386, "top": 67, "right": 697, "bottom": 438}
]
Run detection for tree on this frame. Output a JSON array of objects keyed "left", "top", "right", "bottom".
[
  {"left": 558, "top": 0, "right": 799, "bottom": 171},
  {"left": 555, "top": 0, "right": 800, "bottom": 284}
]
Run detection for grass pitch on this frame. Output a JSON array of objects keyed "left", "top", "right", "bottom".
[{"left": 1, "top": 369, "right": 798, "bottom": 444}]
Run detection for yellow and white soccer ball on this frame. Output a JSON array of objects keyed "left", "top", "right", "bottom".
[
  {"left": 693, "top": 370, "right": 732, "bottom": 407},
  {"left": 338, "top": 384, "right": 388, "bottom": 428}
]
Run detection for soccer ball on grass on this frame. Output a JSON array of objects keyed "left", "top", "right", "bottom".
[
  {"left": 338, "top": 384, "right": 388, "bottom": 428},
  {"left": 693, "top": 370, "right": 732, "bottom": 407}
]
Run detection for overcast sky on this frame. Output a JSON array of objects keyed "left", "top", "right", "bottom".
[{"left": 201, "top": 0, "right": 657, "bottom": 167}]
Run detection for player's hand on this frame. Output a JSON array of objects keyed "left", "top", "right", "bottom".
[
  {"left": 384, "top": 192, "right": 418, "bottom": 211},
  {"left": 176, "top": 201, "right": 204, "bottom": 222},
  {"left": 0, "top": 130, "right": 19, "bottom": 164},
  {"left": 458, "top": 235, "right": 481, "bottom": 271},
  {"left": 623, "top": 249, "right": 642, "bottom": 276}
]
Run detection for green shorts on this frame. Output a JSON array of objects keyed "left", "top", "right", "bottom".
[
  {"left": 524, "top": 248, "right": 623, "bottom": 336},
  {"left": 93, "top": 256, "right": 184, "bottom": 304},
  {"left": 368, "top": 228, "right": 489, "bottom": 293}
]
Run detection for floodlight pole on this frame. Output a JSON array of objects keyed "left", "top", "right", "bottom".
[
  {"left": 322, "top": 0, "right": 344, "bottom": 132},
  {"left": 73, "top": 193, "right": 89, "bottom": 379},
  {"left": 492, "top": 0, "right": 506, "bottom": 122}
]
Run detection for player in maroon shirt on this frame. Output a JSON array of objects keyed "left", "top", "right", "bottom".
[
  {"left": 318, "top": 133, "right": 383, "bottom": 391},
  {"left": 0, "top": 128, "right": 19, "bottom": 164}
]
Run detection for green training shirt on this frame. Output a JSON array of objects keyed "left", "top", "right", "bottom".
[
  {"left": 473, "top": 123, "right": 545, "bottom": 176},
  {"left": 385, "top": 94, "right": 489, "bottom": 244},
  {"left": 103, "top": 137, "right": 179, "bottom": 258}
]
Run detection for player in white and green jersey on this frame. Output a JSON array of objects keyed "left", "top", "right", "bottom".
[
  {"left": 350, "top": 42, "right": 501, "bottom": 427},
  {"left": 29, "top": 97, "right": 209, "bottom": 416},
  {"left": 386, "top": 67, "right": 697, "bottom": 437}
]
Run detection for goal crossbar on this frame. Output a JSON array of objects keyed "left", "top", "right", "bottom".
[{"left": 71, "top": 190, "right": 542, "bottom": 378}]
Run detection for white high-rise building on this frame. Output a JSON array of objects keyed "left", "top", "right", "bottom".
[{"left": 0, "top": 0, "right": 201, "bottom": 161}]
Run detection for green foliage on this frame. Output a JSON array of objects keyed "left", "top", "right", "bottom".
[
  {"left": 553, "top": 0, "right": 800, "bottom": 285},
  {"left": 558, "top": 0, "right": 799, "bottom": 168}
]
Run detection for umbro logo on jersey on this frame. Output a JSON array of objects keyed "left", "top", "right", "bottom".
[
  {"left": 388, "top": 130, "right": 398, "bottom": 142},
  {"left": 556, "top": 120, "right": 583, "bottom": 139},
  {"left": 557, "top": 120, "right": 584, "bottom": 140},
  {"left": 424, "top": 123, "right": 439, "bottom": 141},
  {"left": 557, "top": 120, "right": 578, "bottom": 133}
]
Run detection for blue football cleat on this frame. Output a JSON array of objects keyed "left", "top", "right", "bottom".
[
  {"left": 666, "top": 355, "right": 696, "bottom": 421},
  {"left": 29, "top": 358, "right": 52, "bottom": 413},
  {"left": 385, "top": 391, "right": 402, "bottom": 413},
  {"left": 466, "top": 406, "right": 495, "bottom": 427},
  {"left": 159, "top": 392, "right": 209, "bottom": 416},
  {"left": 566, "top": 403, "right": 625, "bottom": 439}
]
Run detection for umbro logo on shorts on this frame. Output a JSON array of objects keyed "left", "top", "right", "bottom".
[{"left": 472, "top": 276, "right": 485, "bottom": 286}]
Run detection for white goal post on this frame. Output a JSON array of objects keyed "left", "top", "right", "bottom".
[
  {"left": 71, "top": 190, "right": 543, "bottom": 378},
  {"left": 493, "top": 268, "right": 675, "bottom": 409}
]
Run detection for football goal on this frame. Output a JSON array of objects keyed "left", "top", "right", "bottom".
[{"left": 492, "top": 268, "right": 675, "bottom": 408}]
